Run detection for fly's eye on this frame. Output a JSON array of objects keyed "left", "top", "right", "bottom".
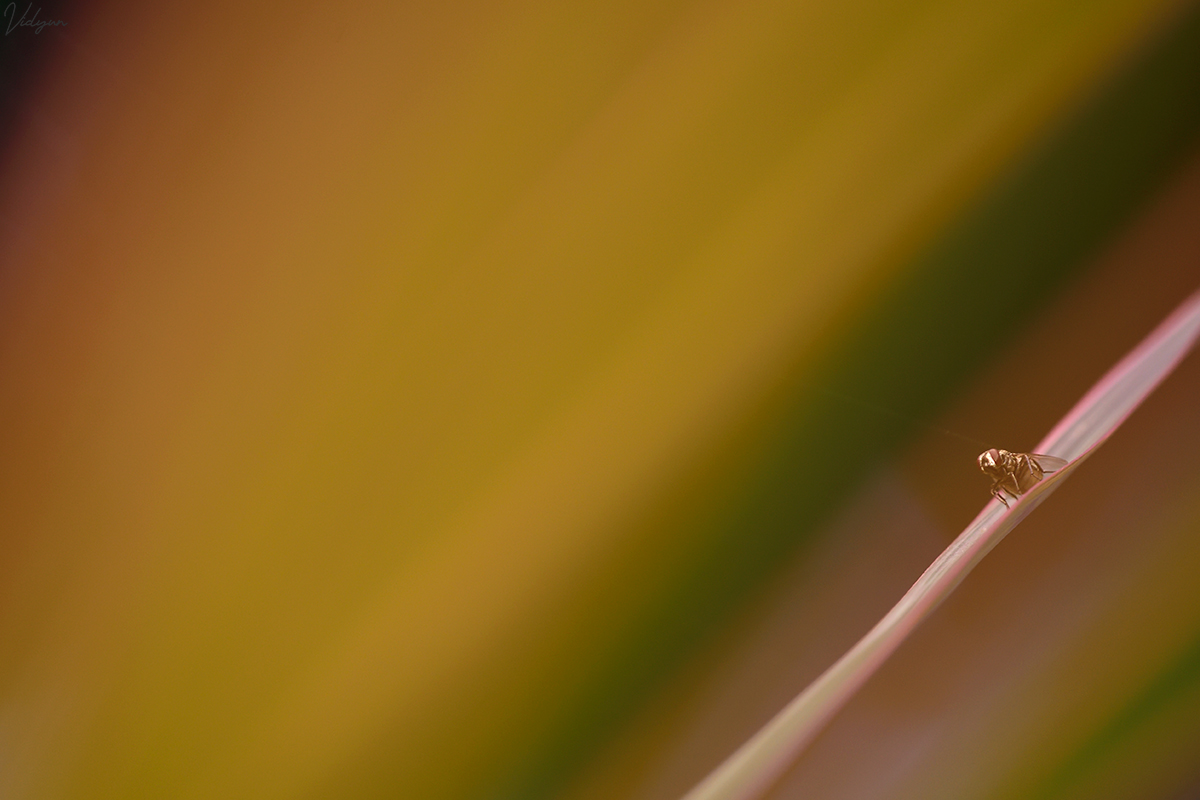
[{"left": 978, "top": 450, "right": 998, "bottom": 470}]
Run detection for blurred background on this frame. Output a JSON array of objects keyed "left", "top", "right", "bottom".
[{"left": 1, "top": 1, "right": 1199, "bottom": 799}]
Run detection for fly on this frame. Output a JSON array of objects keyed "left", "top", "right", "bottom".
[{"left": 978, "top": 449, "right": 1068, "bottom": 508}]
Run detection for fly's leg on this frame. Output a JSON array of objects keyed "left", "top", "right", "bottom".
[
  {"left": 991, "top": 483, "right": 1010, "bottom": 508},
  {"left": 1020, "top": 453, "right": 1045, "bottom": 483}
]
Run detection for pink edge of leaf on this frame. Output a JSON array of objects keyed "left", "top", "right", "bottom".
[
  {"left": 1039, "top": 285, "right": 1200, "bottom": 460},
  {"left": 682, "top": 286, "right": 1200, "bottom": 800}
]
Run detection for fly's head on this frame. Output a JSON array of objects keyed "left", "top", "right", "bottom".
[{"left": 978, "top": 448, "right": 1010, "bottom": 479}]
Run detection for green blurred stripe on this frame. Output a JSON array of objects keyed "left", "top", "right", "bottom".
[
  {"left": 501, "top": 6, "right": 1200, "bottom": 800},
  {"left": 1023, "top": 597, "right": 1200, "bottom": 798}
]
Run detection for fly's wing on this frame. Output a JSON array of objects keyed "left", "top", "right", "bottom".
[{"left": 1030, "top": 454, "right": 1068, "bottom": 473}]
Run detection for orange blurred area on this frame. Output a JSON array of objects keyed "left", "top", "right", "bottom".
[{"left": 0, "top": 1, "right": 1197, "bottom": 798}]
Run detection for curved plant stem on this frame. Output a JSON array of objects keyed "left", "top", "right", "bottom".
[{"left": 683, "top": 286, "right": 1200, "bottom": 800}]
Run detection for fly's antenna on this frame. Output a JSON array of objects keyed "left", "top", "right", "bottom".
[{"left": 817, "top": 386, "right": 991, "bottom": 450}]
